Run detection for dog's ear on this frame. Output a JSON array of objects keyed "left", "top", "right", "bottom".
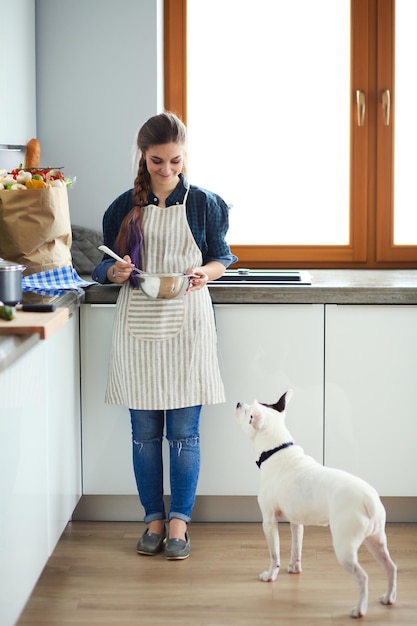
[{"left": 272, "top": 389, "right": 294, "bottom": 413}]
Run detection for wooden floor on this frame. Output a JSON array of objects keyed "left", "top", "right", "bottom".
[{"left": 17, "top": 522, "right": 417, "bottom": 626}]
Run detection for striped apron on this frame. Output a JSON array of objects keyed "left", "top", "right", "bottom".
[{"left": 105, "top": 188, "right": 225, "bottom": 410}]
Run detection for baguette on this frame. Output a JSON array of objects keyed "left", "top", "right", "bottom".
[{"left": 24, "top": 138, "right": 41, "bottom": 168}]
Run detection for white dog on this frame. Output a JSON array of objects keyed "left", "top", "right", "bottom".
[{"left": 235, "top": 390, "right": 397, "bottom": 618}]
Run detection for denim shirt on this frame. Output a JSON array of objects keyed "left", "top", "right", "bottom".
[{"left": 92, "top": 174, "right": 237, "bottom": 283}]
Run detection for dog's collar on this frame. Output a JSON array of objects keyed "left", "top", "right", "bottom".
[{"left": 256, "top": 442, "right": 294, "bottom": 468}]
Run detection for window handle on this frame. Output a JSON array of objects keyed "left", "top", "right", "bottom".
[
  {"left": 356, "top": 89, "right": 365, "bottom": 126},
  {"left": 382, "top": 89, "right": 391, "bottom": 126}
]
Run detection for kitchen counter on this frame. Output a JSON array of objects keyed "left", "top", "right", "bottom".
[
  {"left": 1, "top": 270, "right": 416, "bottom": 372},
  {"left": 0, "top": 289, "right": 84, "bottom": 372},
  {"left": 82, "top": 269, "right": 417, "bottom": 305}
]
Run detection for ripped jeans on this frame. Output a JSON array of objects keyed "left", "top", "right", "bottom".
[{"left": 129, "top": 406, "right": 201, "bottom": 524}]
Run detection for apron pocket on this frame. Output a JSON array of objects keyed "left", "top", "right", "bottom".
[{"left": 127, "top": 289, "right": 185, "bottom": 340}]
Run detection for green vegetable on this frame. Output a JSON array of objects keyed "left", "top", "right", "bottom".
[{"left": 0, "top": 303, "right": 15, "bottom": 321}]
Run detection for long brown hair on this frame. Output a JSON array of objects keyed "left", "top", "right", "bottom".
[{"left": 114, "top": 112, "right": 187, "bottom": 275}]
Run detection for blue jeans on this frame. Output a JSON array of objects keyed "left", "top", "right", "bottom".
[{"left": 130, "top": 406, "right": 201, "bottom": 524}]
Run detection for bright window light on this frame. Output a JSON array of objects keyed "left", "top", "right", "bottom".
[{"left": 187, "top": 0, "right": 350, "bottom": 245}]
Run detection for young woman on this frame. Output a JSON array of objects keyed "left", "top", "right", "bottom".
[{"left": 93, "top": 112, "right": 237, "bottom": 560}]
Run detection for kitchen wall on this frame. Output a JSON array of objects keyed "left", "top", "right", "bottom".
[
  {"left": 35, "top": 0, "right": 163, "bottom": 232},
  {"left": 0, "top": 149, "right": 25, "bottom": 172}
]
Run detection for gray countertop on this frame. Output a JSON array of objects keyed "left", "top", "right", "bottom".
[
  {"left": 82, "top": 270, "right": 417, "bottom": 305},
  {"left": 1, "top": 270, "right": 416, "bottom": 373}
]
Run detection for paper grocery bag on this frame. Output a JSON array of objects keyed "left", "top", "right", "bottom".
[{"left": 0, "top": 187, "right": 72, "bottom": 276}]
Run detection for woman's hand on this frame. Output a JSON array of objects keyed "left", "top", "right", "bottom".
[
  {"left": 186, "top": 261, "right": 225, "bottom": 292},
  {"left": 186, "top": 269, "right": 209, "bottom": 292},
  {"left": 108, "top": 255, "right": 135, "bottom": 283}
]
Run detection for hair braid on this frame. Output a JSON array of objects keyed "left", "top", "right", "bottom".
[
  {"left": 114, "top": 155, "right": 148, "bottom": 281},
  {"left": 133, "top": 154, "right": 151, "bottom": 208}
]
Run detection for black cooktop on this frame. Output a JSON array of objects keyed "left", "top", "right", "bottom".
[{"left": 212, "top": 269, "right": 311, "bottom": 285}]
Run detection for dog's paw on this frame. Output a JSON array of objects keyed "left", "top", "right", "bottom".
[
  {"left": 350, "top": 607, "right": 365, "bottom": 619},
  {"left": 258, "top": 568, "right": 279, "bottom": 582},
  {"left": 287, "top": 561, "right": 302, "bottom": 574},
  {"left": 379, "top": 592, "right": 396, "bottom": 606}
]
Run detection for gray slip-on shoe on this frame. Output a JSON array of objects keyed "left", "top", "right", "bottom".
[
  {"left": 164, "top": 532, "right": 191, "bottom": 560},
  {"left": 136, "top": 526, "right": 166, "bottom": 555}
]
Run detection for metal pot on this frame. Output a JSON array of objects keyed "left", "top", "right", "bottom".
[{"left": 0, "top": 259, "right": 26, "bottom": 305}]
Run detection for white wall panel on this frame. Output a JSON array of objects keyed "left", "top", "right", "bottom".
[{"left": 35, "top": 0, "right": 163, "bottom": 230}]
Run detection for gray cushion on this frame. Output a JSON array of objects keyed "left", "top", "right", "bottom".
[{"left": 71, "top": 224, "right": 103, "bottom": 275}]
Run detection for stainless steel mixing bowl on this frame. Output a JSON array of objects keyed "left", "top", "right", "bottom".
[{"left": 138, "top": 273, "right": 190, "bottom": 299}]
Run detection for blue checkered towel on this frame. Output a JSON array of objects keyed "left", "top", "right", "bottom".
[{"left": 22, "top": 265, "right": 96, "bottom": 296}]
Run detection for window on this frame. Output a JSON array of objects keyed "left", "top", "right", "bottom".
[
  {"left": 392, "top": 1, "right": 417, "bottom": 246},
  {"left": 164, "top": 0, "right": 417, "bottom": 268}
]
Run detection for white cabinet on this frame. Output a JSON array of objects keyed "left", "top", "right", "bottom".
[
  {"left": 199, "top": 304, "right": 325, "bottom": 495},
  {"left": 80, "top": 303, "right": 325, "bottom": 497},
  {"left": 80, "top": 301, "right": 417, "bottom": 510},
  {"left": 45, "top": 312, "right": 82, "bottom": 550},
  {"left": 80, "top": 304, "right": 137, "bottom": 494},
  {"left": 0, "top": 0, "right": 36, "bottom": 146},
  {"left": 325, "top": 305, "right": 417, "bottom": 496},
  {"left": 0, "top": 339, "right": 49, "bottom": 626},
  {"left": 0, "top": 312, "right": 81, "bottom": 626}
]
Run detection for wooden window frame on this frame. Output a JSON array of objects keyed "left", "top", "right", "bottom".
[{"left": 164, "top": 0, "right": 417, "bottom": 269}]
